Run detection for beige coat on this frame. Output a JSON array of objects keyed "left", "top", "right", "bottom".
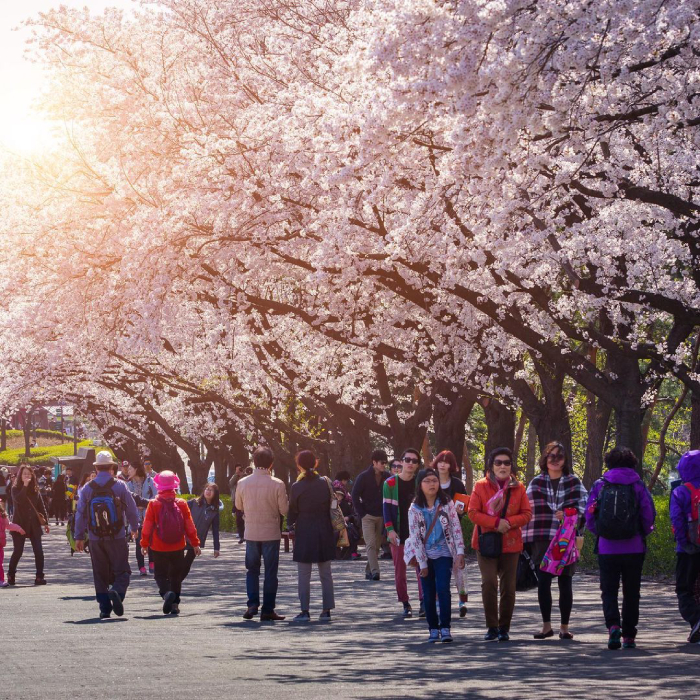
[{"left": 235, "top": 469, "right": 289, "bottom": 541}]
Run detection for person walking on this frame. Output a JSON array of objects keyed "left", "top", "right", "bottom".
[
  {"left": 229, "top": 463, "right": 246, "bottom": 544},
  {"left": 288, "top": 451, "right": 336, "bottom": 621},
  {"left": 383, "top": 448, "right": 424, "bottom": 617},
  {"left": 74, "top": 451, "right": 140, "bottom": 618},
  {"left": 468, "top": 447, "right": 532, "bottom": 642},
  {"left": 670, "top": 450, "right": 700, "bottom": 643},
  {"left": 127, "top": 463, "right": 158, "bottom": 575},
  {"left": 432, "top": 450, "right": 469, "bottom": 618},
  {"left": 0, "top": 500, "right": 24, "bottom": 587},
  {"left": 140, "top": 471, "right": 201, "bottom": 615},
  {"left": 523, "top": 442, "right": 588, "bottom": 640},
  {"left": 7, "top": 464, "right": 50, "bottom": 586},
  {"left": 352, "top": 449, "right": 389, "bottom": 581},
  {"left": 236, "top": 446, "right": 289, "bottom": 621},
  {"left": 52, "top": 473, "right": 68, "bottom": 526},
  {"left": 585, "top": 447, "right": 656, "bottom": 650},
  {"left": 182, "top": 483, "right": 221, "bottom": 579},
  {"left": 404, "top": 468, "right": 466, "bottom": 643}
]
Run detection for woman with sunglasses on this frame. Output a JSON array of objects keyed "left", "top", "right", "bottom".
[
  {"left": 523, "top": 442, "right": 588, "bottom": 640},
  {"left": 468, "top": 447, "right": 531, "bottom": 641}
]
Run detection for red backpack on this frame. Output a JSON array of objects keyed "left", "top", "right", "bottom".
[
  {"left": 155, "top": 499, "right": 185, "bottom": 544},
  {"left": 684, "top": 483, "right": 700, "bottom": 546}
]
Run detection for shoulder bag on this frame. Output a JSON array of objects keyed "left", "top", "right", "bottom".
[
  {"left": 478, "top": 488, "right": 511, "bottom": 558},
  {"left": 324, "top": 477, "right": 347, "bottom": 533}
]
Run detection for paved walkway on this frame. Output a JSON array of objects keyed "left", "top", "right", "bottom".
[{"left": 0, "top": 529, "right": 695, "bottom": 699}]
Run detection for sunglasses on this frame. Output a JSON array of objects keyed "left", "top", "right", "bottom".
[
  {"left": 403, "top": 457, "right": 420, "bottom": 464},
  {"left": 547, "top": 453, "right": 565, "bottom": 462},
  {"left": 493, "top": 459, "right": 512, "bottom": 467}
]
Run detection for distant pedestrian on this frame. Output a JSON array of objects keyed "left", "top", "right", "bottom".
[
  {"left": 182, "top": 483, "right": 221, "bottom": 579},
  {"left": 288, "top": 450, "right": 336, "bottom": 622},
  {"left": 140, "top": 471, "right": 201, "bottom": 615},
  {"left": 52, "top": 474, "right": 68, "bottom": 526},
  {"left": 468, "top": 448, "right": 532, "bottom": 642},
  {"left": 351, "top": 449, "right": 389, "bottom": 581},
  {"left": 8, "top": 464, "right": 50, "bottom": 586},
  {"left": 585, "top": 447, "right": 656, "bottom": 650},
  {"left": 404, "top": 468, "right": 466, "bottom": 643},
  {"left": 74, "top": 451, "right": 140, "bottom": 618},
  {"left": 236, "top": 446, "right": 289, "bottom": 621},
  {"left": 229, "top": 463, "right": 246, "bottom": 544},
  {"left": 523, "top": 442, "right": 587, "bottom": 640},
  {"left": 0, "top": 500, "right": 24, "bottom": 587},
  {"left": 127, "top": 463, "right": 157, "bottom": 575}
]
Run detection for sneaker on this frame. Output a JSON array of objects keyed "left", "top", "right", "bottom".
[
  {"left": 372, "top": 572, "right": 380, "bottom": 581},
  {"left": 441, "top": 628, "right": 453, "bottom": 643},
  {"left": 622, "top": 637, "right": 636, "bottom": 649},
  {"left": 171, "top": 604, "right": 180, "bottom": 616},
  {"left": 498, "top": 628, "right": 510, "bottom": 642},
  {"left": 0, "top": 581, "right": 8, "bottom": 588},
  {"left": 294, "top": 611, "right": 311, "bottom": 622},
  {"left": 162, "top": 591, "right": 177, "bottom": 615},
  {"left": 608, "top": 625, "right": 622, "bottom": 650},
  {"left": 459, "top": 603, "right": 468, "bottom": 618},
  {"left": 351, "top": 553, "right": 361, "bottom": 560},
  {"left": 484, "top": 627, "right": 498, "bottom": 641},
  {"left": 428, "top": 629, "right": 440, "bottom": 643},
  {"left": 149, "top": 562, "right": 155, "bottom": 573},
  {"left": 139, "top": 567, "right": 147, "bottom": 576},
  {"left": 365, "top": 570, "right": 372, "bottom": 580},
  {"left": 319, "top": 610, "right": 332, "bottom": 621},
  {"left": 109, "top": 589, "right": 124, "bottom": 617},
  {"left": 689, "top": 618, "right": 700, "bottom": 644},
  {"left": 419, "top": 601, "right": 426, "bottom": 618},
  {"left": 99, "top": 612, "right": 111, "bottom": 620},
  {"left": 403, "top": 602, "right": 413, "bottom": 618}
]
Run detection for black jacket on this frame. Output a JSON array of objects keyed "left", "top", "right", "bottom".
[
  {"left": 441, "top": 476, "right": 467, "bottom": 498},
  {"left": 11, "top": 485, "right": 48, "bottom": 537},
  {"left": 351, "top": 465, "right": 388, "bottom": 519},
  {"left": 187, "top": 499, "right": 220, "bottom": 550},
  {"left": 288, "top": 476, "right": 336, "bottom": 563}
]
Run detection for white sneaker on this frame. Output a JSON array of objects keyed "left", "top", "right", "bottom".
[
  {"left": 441, "top": 628, "right": 453, "bottom": 643},
  {"left": 0, "top": 581, "right": 8, "bottom": 588},
  {"left": 428, "top": 629, "right": 440, "bottom": 643}
]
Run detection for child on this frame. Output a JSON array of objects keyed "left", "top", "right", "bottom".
[
  {"left": 0, "top": 502, "right": 25, "bottom": 587},
  {"left": 404, "top": 468, "right": 465, "bottom": 643},
  {"left": 141, "top": 471, "right": 201, "bottom": 615},
  {"left": 585, "top": 447, "right": 656, "bottom": 650}
]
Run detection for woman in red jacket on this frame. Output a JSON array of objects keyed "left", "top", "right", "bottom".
[
  {"left": 141, "top": 471, "right": 201, "bottom": 615},
  {"left": 468, "top": 447, "right": 532, "bottom": 642}
]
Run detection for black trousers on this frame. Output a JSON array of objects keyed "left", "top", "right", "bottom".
[
  {"left": 53, "top": 498, "right": 68, "bottom": 523},
  {"left": 151, "top": 549, "right": 186, "bottom": 603},
  {"left": 598, "top": 553, "right": 645, "bottom": 638},
  {"left": 9, "top": 530, "right": 44, "bottom": 577},
  {"left": 675, "top": 551, "right": 700, "bottom": 628},
  {"left": 538, "top": 570, "right": 574, "bottom": 625}
]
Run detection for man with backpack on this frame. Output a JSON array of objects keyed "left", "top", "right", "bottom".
[
  {"left": 670, "top": 450, "right": 700, "bottom": 643},
  {"left": 585, "top": 447, "right": 656, "bottom": 650},
  {"left": 74, "top": 451, "right": 140, "bottom": 619}
]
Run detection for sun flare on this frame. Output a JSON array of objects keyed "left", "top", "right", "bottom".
[{"left": 0, "top": 111, "right": 60, "bottom": 156}]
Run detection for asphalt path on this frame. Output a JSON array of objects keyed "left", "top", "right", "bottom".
[{"left": 0, "top": 528, "right": 695, "bottom": 699}]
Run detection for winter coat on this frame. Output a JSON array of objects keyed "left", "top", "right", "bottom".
[
  {"left": 404, "top": 499, "right": 465, "bottom": 570},
  {"left": 585, "top": 467, "right": 656, "bottom": 555},
  {"left": 288, "top": 476, "right": 336, "bottom": 563},
  {"left": 382, "top": 474, "right": 418, "bottom": 539},
  {"left": 141, "top": 491, "right": 200, "bottom": 552},
  {"left": 235, "top": 469, "right": 289, "bottom": 541},
  {"left": 351, "top": 465, "right": 388, "bottom": 519},
  {"left": 10, "top": 485, "right": 49, "bottom": 538},
  {"left": 670, "top": 451, "right": 700, "bottom": 553},
  {"left": 468, "top": 476, "right": 532, "bottom": 554},
  {"left": 187, "top": 498, "right": 221, "bottom": 550}
]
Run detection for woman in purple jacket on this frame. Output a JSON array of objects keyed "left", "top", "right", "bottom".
[
  {"left": 585, "top": 447, "right": 655, "bottom": 650},
  {"left": 670, "top": 450, "right": 700, "bottom": 644}
]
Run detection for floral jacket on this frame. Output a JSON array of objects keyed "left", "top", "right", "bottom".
[{"left": 403, "top": 499, "right": 464, "bottom": 570}]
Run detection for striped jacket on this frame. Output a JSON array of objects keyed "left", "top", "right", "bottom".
[{"left": 383, "top": 474, "right": 416, "bottom": 540}]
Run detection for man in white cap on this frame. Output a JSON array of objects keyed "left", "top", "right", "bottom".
[{"left": 74, "top": 451, "right": 140, "bottom": 619}]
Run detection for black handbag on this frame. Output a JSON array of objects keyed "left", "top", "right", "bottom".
[{"left": 477, "top": 488, "right": 511, "bottom": 559}]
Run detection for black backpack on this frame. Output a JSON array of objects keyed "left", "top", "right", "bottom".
[
  {"left": 87, "top": 478, "right": 123, "bottom": 538},
  {"left": 595, "top": 480, "right": 640, "bottom": 540}
]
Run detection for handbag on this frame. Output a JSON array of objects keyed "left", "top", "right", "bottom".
[
  {"left": 407, "top": 507, "right": 444, "bottom": 568},
  {"left": 477, "top": 488, "right": 511, "bottom": 559},
  {"left": 337, "top": 527, "right": 350, "bottom": 548},
  {"left": 324, "top": 477, "right": 347, "bottom": 533},
  {"left": 516, "top": 549, "right": 539, "bottom": 591},
  {"left": 28, "top": 493, "right": 48, "bottom": 529}
]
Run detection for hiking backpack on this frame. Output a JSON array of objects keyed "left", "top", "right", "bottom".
[
  {"left": 155, "top": 499, "right": 185, "bottom": 544},
  {"left": 683, "top": 483, "right": 700, "bottom": 546},
  {"left": 87, "top": 478, "right": 123, "bottom": 538},
  {"left": 595, "top": 481, "right": 640, "bottom": 540}
]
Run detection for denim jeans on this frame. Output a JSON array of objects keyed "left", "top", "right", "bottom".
[
  {"left": 245, "top": 540, "right": 280, "bottom": 614},
  {"left": 420, "top": 556, "right": 453, "bottom": 629}
]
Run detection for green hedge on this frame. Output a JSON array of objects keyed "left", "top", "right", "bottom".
[
  {"left": 180, "top": 493, "right": 237, "bottom": 534},
  {"left": 0, "top": 440, "right": 100, "bottom": 466},
  {"left": 460, "top": 494, "right": 676, "bottom": 578},
  {"left": 5, "top": 429, "right": 74, "bottom": 440}
]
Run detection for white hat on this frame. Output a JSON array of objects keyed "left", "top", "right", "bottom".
[{"left": 94, "top": 450, "right": 117, "bottom": 467}]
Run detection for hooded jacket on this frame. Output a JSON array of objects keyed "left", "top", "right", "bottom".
[
  {"left": 670, "top": 451, "right": 700, "bottom": 553},
  {"left": 585, "top": 468, "right": 656, "bottom": 555}
]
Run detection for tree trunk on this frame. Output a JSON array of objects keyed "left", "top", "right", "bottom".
[
  {"left": 462, "top": 443, "right": 474, "bottom": 492},
  {"left": 584, "top": 394, "right": 613, "bottom": 489},
  {"left": 482, "top": 398, "right": 516, "bottom": 467},
  {"left": 432, "top": 382, "right": 477, "bottom": 463},
  {"left": 525, "top": 421, "right": 537, "bottom": 484},
  {"left": 691, "top": 390, "right": 700, "bottom": 451},
  {"left": 1, "top": 419, "right": 6, "bottom": 452},
  {"left": 530, "top": 362, "right": 572, "bottom": 457},
  {"left": 24, "top": 410, "right": 32, "bottom": 458}
]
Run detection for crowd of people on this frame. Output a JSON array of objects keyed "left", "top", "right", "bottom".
[{"left": 2, "top": 442, "right": 700, "bottom": 651}]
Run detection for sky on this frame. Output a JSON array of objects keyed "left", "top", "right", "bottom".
[{"left": 0, "top": 0, "right": 135, "bottom": 154}]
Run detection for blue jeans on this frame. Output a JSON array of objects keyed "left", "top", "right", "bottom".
[
  {"left": 245, "top": 540, "right": 280, "bottom": 614},
  {"left": 420, "top": 556, "right": 453, "bottom": 629}
]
